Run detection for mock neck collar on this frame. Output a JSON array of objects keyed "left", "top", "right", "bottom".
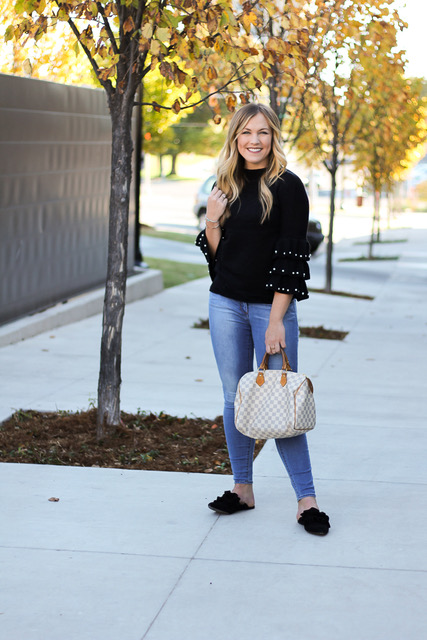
[{"left": 243, "top": 167, "right": 266, "bottom": 181}]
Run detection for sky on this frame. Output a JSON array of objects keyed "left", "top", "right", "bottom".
[{"left": 396, "top": 0, "right": 427, "bottom": 79}]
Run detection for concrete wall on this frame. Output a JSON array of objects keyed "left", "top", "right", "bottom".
[{"left": 0, "top": 74, "right": 135, "bottom": 325}]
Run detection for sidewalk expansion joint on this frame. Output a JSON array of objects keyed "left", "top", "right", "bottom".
[
  {"left": 191, "top": 556, "right": 427, "bottom": 575},
  {"left": 1, "top": 543, "right": 425, "bottom": 575},
  {"left": 139, "top": 515, "right": 221, "bottom": 640},
  {"left": 0, "top": 544, "right": 195, "bottom": 562}
]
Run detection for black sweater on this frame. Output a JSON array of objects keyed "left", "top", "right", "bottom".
[{"left": 196, "top": 167, "right": 311, "bottom": 303}]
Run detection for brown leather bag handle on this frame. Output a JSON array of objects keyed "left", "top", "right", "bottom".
[
  {"left": 256, "top": 348, "right": 292, "bottom": 387},
  {"left": 259, "top": 347, "right": 292, "bottom": 372}
]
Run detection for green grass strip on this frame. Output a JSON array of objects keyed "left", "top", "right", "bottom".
[
  {"left": 339, "top": 256, "right": 399, "bottom": 262},
  {"left": 353, "top": 239, "right": 407, "bottom": 245},
  {"left": 145, "top": 257, "right": 208, "bottom": 288},
  {"left": 141, "top": 228, "right": 197, "bottom": 244}
]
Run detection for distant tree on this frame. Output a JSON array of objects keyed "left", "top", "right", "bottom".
[
  {"left": 353, "top": 74, "right": 427, "bottom": 255},
  {"left": 7, "top": 0, "right": 307, "bottom": 439},
  {"left": 140, "top": 69, "right": 186, "bottom": 175},
  {"left": 165, "top": 102, "right": 226, "bottom": 175},
  {"left": 142, "top": 50, "right": 251, "bottom": 177},
  {"left": 418, "top": 78, "right": 427, "bottom": 99},
  {"left": 415, "top": 180, "right": 427, "bottom": 201},
  {"left": 291, "top": 0, "right": 407, "bottom": 291}
]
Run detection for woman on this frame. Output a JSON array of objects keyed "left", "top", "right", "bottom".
[{"left": 196, "top": 103, "right": 330, "bottom": 535}]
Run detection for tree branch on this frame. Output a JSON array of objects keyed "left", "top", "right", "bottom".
[
  {"left": 53, "top": 2, "right": 113, "bottom": 95},
  {"left": 134, "top": 0, "right": 147, "bottom": 31},
  {"left": 133, "top": 68, "right": 253, "bottom": 111},
  {"left": 97, "top": 2, "right": 119, "bottom": 56},
  {"left": 119, "top": 1, "right": 148, "bottom": 100}
]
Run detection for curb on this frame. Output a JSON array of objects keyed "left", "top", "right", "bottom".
[{"left": 0, "top": 269, "right": 163, "bottom": 348}]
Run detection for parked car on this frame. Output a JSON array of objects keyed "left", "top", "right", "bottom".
[
  {"left": 306, "top": 218, "right": 324, "bottom": 254},
  {"left": 194, "top": 175, "right": 324, "bottom": 253},
  {"left": 193, "top": 175, "right": 216, "bottom": 227}
]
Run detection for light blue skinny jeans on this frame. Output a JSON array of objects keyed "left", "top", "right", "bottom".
[{"left": 209, "top": 292, "right": 316, "bottom": 501}]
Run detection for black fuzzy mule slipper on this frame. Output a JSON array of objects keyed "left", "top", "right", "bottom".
[
  {"left": 208, "top": 490, "right": 255, "bottom": 515},
  {"left": 298, "top": 507, "right": 330, "bottom": 536}
]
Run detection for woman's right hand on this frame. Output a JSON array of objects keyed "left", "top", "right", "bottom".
[{"left": 206, "top": 186, "right": 228, "bottom": 222}]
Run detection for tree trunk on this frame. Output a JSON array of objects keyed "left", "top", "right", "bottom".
[
  {"left": 369, "top": 189, "right": 380, "bottom": 257},
  {"left": 134, "top": 83, "right": 143, "bottom": 264},
  {"left": 386, "top": 190, "right": 392, "bottom": 229},
  {"left": 268, "top": 73, "right": 280, "bottom": 120},
  {"left": 169, "top": 153, "right": 178, "bottom": 176},
  {"left": 369, "top": 196, "right": 376, "bottom": 259},
  {"left": 97, "top": 93, "right": 134, "bottom": 440},
  {"left": 325, "top": 165, "right": 337, "bottom": 293},
  {"left": 375, "top": 190, "right": 381, "bottom": 242}
]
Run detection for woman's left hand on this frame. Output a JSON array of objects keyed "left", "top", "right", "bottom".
[{"left": 265, "top": 320, "right": 286, "bottom": 354}]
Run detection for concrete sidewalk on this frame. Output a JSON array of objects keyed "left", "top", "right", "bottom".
[{"left": 1, "top": 228, "right": 427, "bottom": 639}]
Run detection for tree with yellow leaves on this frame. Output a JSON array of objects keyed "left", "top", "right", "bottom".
[
  {"left": 251, "top": 0, "right": 339, "bottom": 136},
  {"left": 290, "top": 0, "right": 407, "bottom": 291},
  {"left": 0, "top": 0, "right": 95, "bottom": 85},
  {"left": 7, "top": 0, "right": 310, "bottom": 438},
  {"left": 353, "top": 74, "right": 427, "bottom": 256}
]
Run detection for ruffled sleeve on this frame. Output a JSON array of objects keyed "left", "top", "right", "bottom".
[
  {"left": 266, "top": 237, "right": 311, "bottom": 301},
  {"left": 196, "top": 229, "right": 216, "bottom": 280},
  {"left": 265, "top": 172, "right": 311, "bottom": 301}
]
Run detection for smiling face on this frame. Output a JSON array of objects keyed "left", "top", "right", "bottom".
[{"left": 236, "top": 112, "right": 273, "bottom": 169}]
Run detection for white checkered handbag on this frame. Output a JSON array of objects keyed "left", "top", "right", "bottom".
[{"left": 234, "top": 349, "right": 316, "bottom": 439}]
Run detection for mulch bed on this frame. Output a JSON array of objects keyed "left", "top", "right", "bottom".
[
  {"left": 194, "top": 318, "right": 349, "bottom": 340},
  {"left": 0, "top": 409, "right": 263, "bottom": 473},
  {"left": 299, "top": 325, "right": 348, "bottom": 340},
  {"left": 2, "top": 301, "right": 354, "bottom": 471},
  {"left": 309, "top": 288, "right": 374, "bottom": 300}
]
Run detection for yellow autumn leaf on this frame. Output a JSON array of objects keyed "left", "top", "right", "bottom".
[
  {"left": 105, "top": 2, "right": 118, "bottom": 16},
  {"left": 206, "top": 66, "right": 217, "bottom": 81},
  {"left": 176, "top": 38, "right": 189, "bottom": 58},
  {"left": 266, "top": 37, "right": 280, "bottom": 51},
  {"left": 34, "top": 0, "right": 46, "bottom": 14},
  {"left": 141, "top": 22, "right": 154, "bottom": 39},
  {"left": 252, "top": 65, "right": 264, "bottom": 83},
  {"left": 242, "top": 12, "right": 256, "bottom": 34},
  {"left": 281, "top": 15, "right": 291, "bottom": 30},
  {"left": 156, "top": 27, "right": 171, "bottom": 42},
  {"left": 206, "top": 8, "right": 218, "bottom": 32},
  {"left": 23, "top": 58, "right": 32, "bottom": 75},
  {"left": 89, "top": 1, "right": 98, "bottom": 17},
  {"left": 150, "top": 40, "right": 161, "bottom": 56}
]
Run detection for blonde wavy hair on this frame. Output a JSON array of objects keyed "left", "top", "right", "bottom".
[{"left": 216, "top": 103, "right": 287, "bottom": 224}]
